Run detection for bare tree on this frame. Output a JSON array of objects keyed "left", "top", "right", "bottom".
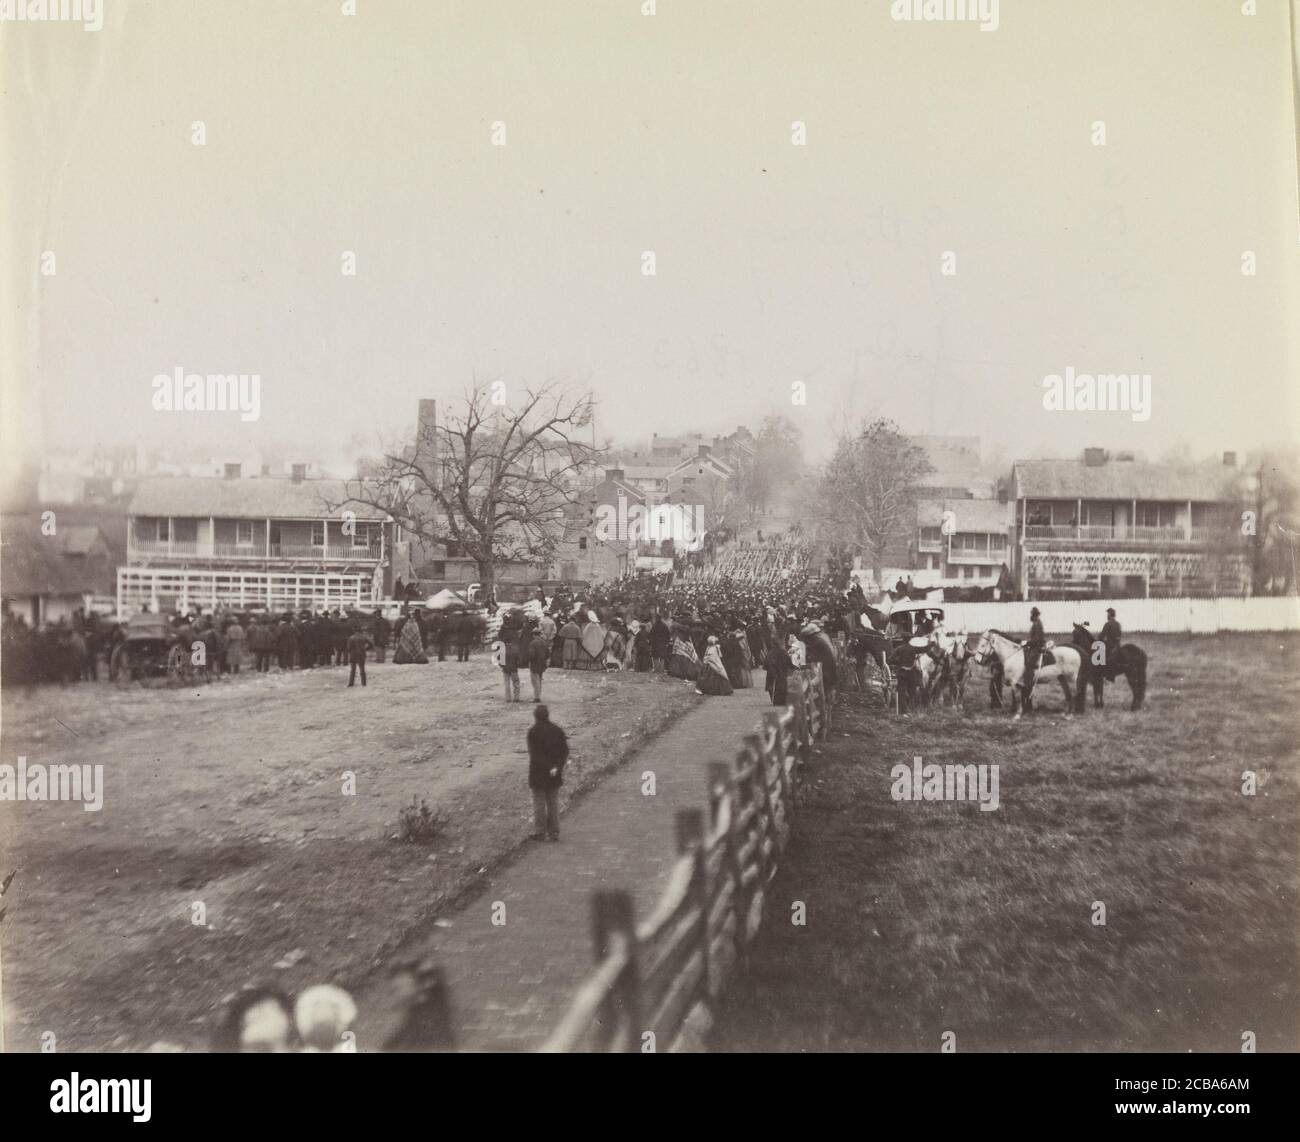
[
  {"left": 813, "top": 417, "right": 932, "bottom": 587},
  {"left": 337, "top": 381, "right": 598, "bottom": 599}
]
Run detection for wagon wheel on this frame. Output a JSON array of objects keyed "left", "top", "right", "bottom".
[
  {"left": 879, "top": 661, "right": 896, "bottom": 713},
  {"left": 165, "top": 643, "right": 188, "bottom": 682},
  {"left": 110, "top": 644, "right": 134, "bottom": 686}
]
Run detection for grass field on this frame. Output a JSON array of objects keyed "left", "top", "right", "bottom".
[
  {"left": 0, "top": 658, "right": 699, "bottom": 1051},
  {"left": 710, "top": 632, "right": 1300, "bottom": 1052}
]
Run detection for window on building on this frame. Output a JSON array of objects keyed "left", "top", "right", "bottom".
[
  {"left": 153, "top": 519, "right": 170, "bottom": 542},
  {"left": 431, "top": 561, "right": 447, "bottom": 577},
  {"left": 235, "top": 521, "right": 255, "bottom": 546},
  {"left": 312, "top": 522, "right": 325, "bottom": 546},
  {"left": 1136, "top": 503, "right": 1177, "bottom": 528},
  {"left": 352, "top": 522, "right": 371, "bottom": 547},
  {"left": 578, "top": 537, "right": 588, "bottom": 551},
  {"left": 920, "top": 527, "right": 942, "bottom": 544}
]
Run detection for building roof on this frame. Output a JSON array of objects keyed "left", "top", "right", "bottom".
[
  {"left": 917, "top": 498, "right": 1011, "bottom": 533},
  {"left": 1, "top": 516, "right": 114, "bottom": 597},
  {"left": 667, "top": 453, "right": 734, "bottom": 480},
  {"left": 1013, "top": 459, "right": 1237, "bottom": 502},
  {"left": 128, "top": 477, "right": 389, "bottom": 521},
  {"left": 621, "top": 466, "right": 674, "bottom": 481}
]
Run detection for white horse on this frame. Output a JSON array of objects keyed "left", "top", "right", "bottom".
[{"left": 974, "top": 629, "right": 1081, "bottom": 720}]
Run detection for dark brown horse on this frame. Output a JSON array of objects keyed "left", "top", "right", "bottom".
[{"left": 1071, "top": 623, "right": 1148, "bottom": 711}]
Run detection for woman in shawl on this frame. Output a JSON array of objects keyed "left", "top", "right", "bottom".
[
  {"left": 696, "top": 636, "right": 734, "bottom": 696},
  {"left": 667, "top": 626, "right": 700, "bottom": 681},
  {"left": 558, "top": 617, "right": 582, "bottom": 669},
  {"left": 729, "top": 626, "right": 754, "bottom": 688},
  {"left": 764, "top": 638, "right": 793, "bottom": 706},
  {"left": 579, "top": 616, "right": 606, "bottom": 670},
  {"left": 392, "top": 610, "right": 429, "bottom": 664},
  {"left": 603, "top": 623, "right": 627, "bottom": 671}
]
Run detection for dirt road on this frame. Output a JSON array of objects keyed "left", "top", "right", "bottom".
[{"left": 0, "top": 658, "right": 698, "bottom": 1050}]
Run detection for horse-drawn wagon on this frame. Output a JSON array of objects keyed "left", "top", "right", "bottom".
[{"left": 108, "top": 613, "right": 188, "bottom": 685}]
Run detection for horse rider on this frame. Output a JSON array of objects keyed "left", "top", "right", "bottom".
[
  {"left": 1022, "top": 606, "right": 1046, "bottom": 693},
  {"left": 1100, "top": 608, "right": 1121, "bottom": 667}
]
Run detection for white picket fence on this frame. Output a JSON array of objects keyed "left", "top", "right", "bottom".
[{"left": 938, "top": 595, "right": 1300, "bottom": 635}]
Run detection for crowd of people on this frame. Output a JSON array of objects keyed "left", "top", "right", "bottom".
[
  {"left": 482, "top": 537, "right": 851, "bottom": 708},
  {"left": 0, "top": 604, "right": 495, "bottom": 688}
]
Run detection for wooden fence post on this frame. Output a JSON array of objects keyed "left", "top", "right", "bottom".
[
  {"left": 675, "top": 808, "right": 709, "bottom": 1021},
  {"left": 744, "top": 734, "right": 776, "bottom": 883},
  {"left": 764, "top": 710, "right": 793, "bottom": 811},
  {"left": 592, "top": 890, "right": 639, "bottom": 1051}
]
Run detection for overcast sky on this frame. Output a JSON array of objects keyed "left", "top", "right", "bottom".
[{"left": 3, "top": 0, "right": 1298, "bottom": 479}]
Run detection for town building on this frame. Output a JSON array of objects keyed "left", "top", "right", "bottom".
[
  {"left": 914, "top": 497, "right": 1013, "bottom": 585},
  {"left": 117, "top": 472, "right": 392, "bottom": 614},
  {"left": 1011, "top": 450, "right": 1250, "bottom": 598},
  {"left": 1, "top": 515, "right": 115, "bottom": 624}
]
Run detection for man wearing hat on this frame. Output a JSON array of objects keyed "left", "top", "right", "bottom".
[
  {"left": 1022, "top": 606, "right": 1046, "bottom": 697},
  {"left": 1100, "top": 608, "right": 1121, "bottom": 669}
]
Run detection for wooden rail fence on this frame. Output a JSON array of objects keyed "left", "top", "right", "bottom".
[{"left": 541, "top": 664, "right": 828, "bottom": 1052}]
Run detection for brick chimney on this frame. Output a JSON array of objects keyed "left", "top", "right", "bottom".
[
  {"left": 697, "top": 443, "right": 711, "bottom": 460},
  {"left": 1222, "top": 451, "right": 1237, "bottom": 467},
  {"left": 605, "top": 467, "right": 625, "bottom": 483},
  {"left": 1083, "top": 447, "right": 1107, "bottom": 467},
  {"left": 291, "top": 463, "right": 307, "bottom": 483},
  {"left": 415, "top": 399, "right": 438, "bottom": 478}
]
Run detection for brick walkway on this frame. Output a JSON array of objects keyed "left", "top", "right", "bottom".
[{"left": 362, "top": 675, "right": 771, "bottom": 1051}]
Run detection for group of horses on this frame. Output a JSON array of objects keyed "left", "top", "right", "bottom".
[{"left": 852, "top": 613, "right": 1148, "bottom": 719}]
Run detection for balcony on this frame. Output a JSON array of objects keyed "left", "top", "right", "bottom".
[
  {"left": 947, "top": 548, "right": 1009, "bottom": 565},
  {"left": 130, "top": 539, "right": 382, "bottom": 562},
  {"left": 1022, "top": 525, "right": 1234, "bottom": 547}
]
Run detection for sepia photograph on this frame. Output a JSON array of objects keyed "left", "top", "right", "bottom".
[{"left": 1, "top": 0, "right": 1297, "bottom": 1124}]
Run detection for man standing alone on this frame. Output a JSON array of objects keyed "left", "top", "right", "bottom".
[
  {"left": 527, "top": 628, "right": 550, "bottom": 702},
  {"left": 527, "top": 705, "right": 568, "bottom": 842},
  {"left": 347, "top": 624, "right": 373, "bottom": 687}
]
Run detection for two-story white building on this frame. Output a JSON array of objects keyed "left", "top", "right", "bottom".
[
  {"left": 1012, "top": 452, "right": 1249, "bottom": 598},
  {"left": 119, "top": 473, "right": 392, "bottom": 614}
]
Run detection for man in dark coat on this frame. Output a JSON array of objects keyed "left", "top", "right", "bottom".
[
  {"left": 526, "top": 705, "right": 568, "bottom": 842},
  {"left": 455, "top": 611, "right": 475, "bottom": 662},
  {"left": 347, "top": 624, "right": 372, "bottom": 687},
  {"left": 433, "top": 613, "right": 451, "bottom": 661},
  {"left": 1022, "top": 606, "right": 1046, "bottom": 695},
  {"left": 1100, "top": 608, "right": 1121, "bottom": 673},
  {"left": 650, "top": 615, "right": 672, "bottom": 672},
  {"left": 373, "top": 612, "right": 391, "bottom": 663},
  {"left": 527, "top": 630, "right": 551, "bottom": 702}
]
